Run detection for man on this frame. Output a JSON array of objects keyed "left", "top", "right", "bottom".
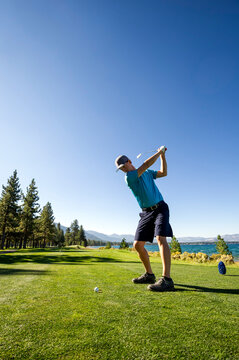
[{"left": 115, "top": 146, "right": 174, "bottom": 292}]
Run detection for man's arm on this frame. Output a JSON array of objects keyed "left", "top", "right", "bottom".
[
  {"left": 137, "top": 147, "right": 165, "bottom": 177},
  {"left": 156, "top": 152, "right": 167, "bottom": 178}
]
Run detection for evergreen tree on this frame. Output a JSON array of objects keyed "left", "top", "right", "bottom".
[
  {"left": 0, "top": 170, "right": 21, "bottom": 249},
  {"left": 79, "top": 225, "right": 87, "bottom": 247},
  {"left": 169, "top": 236, "right": 182, "bottom": 254},
  {"left": 216, "top": 235, "right": 231, "bottom": 255},
  {"left": 19, "top": 179, "right": 40, "bottom": 249},
  {"left": 119, "top": 238, "right": 129, "bottom": 249},
  {"left": 38, "top": 202, "right": 55, "bottom": 248},
  {"left": 105, "top": 241, "right": 111, "bottom": 249},
  {"left": 70, "top": 219, "right": 80, "bottom": 245},
  {"left": 65, "top": 227, "right": 71, "bottom": 246},
  {"left": 55, "top": 223, "right": 65, "bottom": 248},
  {"left": 33, "top": 216, "right": 41, "bottom": 248}
]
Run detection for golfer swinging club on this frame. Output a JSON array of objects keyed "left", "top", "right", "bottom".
[{"left": 115, "top": 146, "right": 174, "bottom": 292}]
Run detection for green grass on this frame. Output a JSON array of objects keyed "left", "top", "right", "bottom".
[{"left": 0, "top": 248, "right": 238, "bottom": 360}]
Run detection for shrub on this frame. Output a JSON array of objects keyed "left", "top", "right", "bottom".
[
  {"left": 172, "top": 252, "right": 181, "bottom": 260},
  {"left": 172, "top": 251, "right": 210, "bottom": 263},
  {"left": 209, "top": 253, "right": 234, "bottom": 264},
  {"left": 220, "top": 254, "right": 234, "bottom": 264},
  {"left": 180, "top": 252, "right": 189, "bottom": 261},
  {"left": 209, "top": 254, "right": 221, "bottom": 261},
  {"left": 149, "top": 251, "right": 160, "bottom": 257},
  {"left": 196, "top": 252, "right": 208, "bottom": 259}
]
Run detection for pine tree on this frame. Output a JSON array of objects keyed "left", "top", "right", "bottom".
[
  {"left": 55, "top": 223, "right": 65, "bottom": 248},
  {"left": 105, "top": 241, "right": 111, "bottom": 249},
  {"left": 0, "top": 170, "right": 21, "bottom": 249},
  {"left": 19, "top": 179, "right": 40, "bottom": 249},
  {"left": 38, "top": 202, "right": 55, "bottom": 248},
  {"left": 216, "top": 235, "right": 231, "bottom": 255},
  {"left": 119, "top": 238, "right": 129, "bottom": 249},
  {"left": 65, "top": 227, "right": 71, "bottom": 246},
  {"left": 169, "top": 236, "right": 182, "bottom": 254},
  {"left": 79, "top": 225, "right": 87, "bottom": 247},
  {"left": 33, "top": 216, "right": 41, "bottom": 248},
  {"left": 70, "top": 219, "right": 80, "bottom": 245}
]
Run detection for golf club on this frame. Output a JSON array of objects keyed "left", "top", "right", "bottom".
[{"left": 136, "top": 146, "right": 167, "bottom": 159}]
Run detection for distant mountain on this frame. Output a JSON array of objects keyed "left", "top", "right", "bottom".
[
  {"left": 177, "top": 237, "right": 215, "bottom": 243},
  {"left": 223, "top": 234, "right": 239, "bottom": 242},
  {"left": 56, "top": 224, "right": 239, "bottom": 243},
  {"left": 86, "top": 230, "right": 134, "bottom": 243},
  {"left": 85, "top": 232, "right": 103, "bottom": 241},
  {"left": 56, "top": 225, "right": 129, "bottom": 242},
  {"left": 177, "top": 234, "right": 239, "bottom": 243},
  {"left": 56, "top": 225, "right": 103, "bottom": 242}
]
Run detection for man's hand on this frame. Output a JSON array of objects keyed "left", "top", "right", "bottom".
[
  {"left": 137, "top": 146, "right": 166, "bottom": 177},
  {"left": 157, "top": 146, "right": 167, "bottom": 154}
]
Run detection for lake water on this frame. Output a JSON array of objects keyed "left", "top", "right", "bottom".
[
  {"left": 92, "top": 243, "right": 239, "bottom": 260},
  {"left": 145, "top": 243, "right": 239, "bottom": 260}
]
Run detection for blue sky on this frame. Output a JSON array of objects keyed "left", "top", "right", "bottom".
[{"left": 0, "top": 0, "right": 239, "bottom": 237}]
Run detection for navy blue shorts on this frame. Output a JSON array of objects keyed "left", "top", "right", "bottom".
[{"left": 134, "top": 201, "right": 173, "bottom": 243}]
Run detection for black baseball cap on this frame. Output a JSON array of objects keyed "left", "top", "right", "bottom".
[{"left": 115, "top": 155, "right": 129, "bottom": 172}]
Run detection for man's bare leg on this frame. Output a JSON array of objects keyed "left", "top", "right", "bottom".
[
  {"left": 133, "top": 240, "right": 153, "bottom": 274},
  {"left": 147, "top": 236, "right": 174, "bottom": 291},
  {"left": 156, "top": 236, "right": 171, "bottom": 278}
]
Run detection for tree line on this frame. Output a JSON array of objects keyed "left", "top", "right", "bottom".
[
  {"left": 2, "top": 170, "right": 231, "bottom": 254},
  {"left": 0, "top": 170, "right": 87, "bottom": 249},
  {"left": 64, "top": 219, "right": 87, "bottom": 247}
]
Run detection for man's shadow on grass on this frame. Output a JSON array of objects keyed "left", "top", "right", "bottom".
[{"left": 175, "top": 284, "right": 239, "bottom": 295}]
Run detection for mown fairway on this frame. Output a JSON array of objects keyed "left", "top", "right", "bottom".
[{"left": 0, "top": 248, "right": 238, "bottom": 360}]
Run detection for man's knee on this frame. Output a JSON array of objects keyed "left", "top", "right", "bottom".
[
  {"left": 156, "top": 236, "right": 167, "bottom": 245},
  {"left": 133, "top": 241, "right": 145, "bottom": 252}
]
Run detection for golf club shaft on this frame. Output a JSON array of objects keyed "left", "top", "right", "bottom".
[{"left": 137, "top": 147, "right": 167, "bottom": 159}]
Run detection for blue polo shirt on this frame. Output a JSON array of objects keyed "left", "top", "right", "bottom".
[{"left": 125, "top": 169, "right": 164, "bottom": 209}]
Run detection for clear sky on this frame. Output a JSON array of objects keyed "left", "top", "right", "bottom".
[{"left": 0, "top": 0, "right": 239, "bottom": 237}]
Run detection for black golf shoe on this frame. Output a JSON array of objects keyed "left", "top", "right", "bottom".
[
  {"left": 132, "top": 272, "right": 156, "bottom": 284},
  {"left": 147, "top": 277, "right": 175, "bottom": 292}
]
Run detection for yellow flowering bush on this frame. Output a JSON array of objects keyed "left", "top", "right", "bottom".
[
  {"left": 209, "top": 253, "right": 234, "bottom": 264},
  {"left": 148, "top": 251, "right": 161, "bottom": 257},
  {"left": 131, "top": 247, "right": 235, "bottom": 264},
  {"left": 209, "top": 254, "right": 221, "bottom": 261},
  {"left": 171, "top": 251, "right": 181, "bottom": 260},
  {"left": 180, "top": 252, "right": 190, "bottom": 261},
  {"left": 220, "top": 254, "right": 234, "bottom": 264},
  {"left": 170, "top": 251, "right": 236, "bottom": 264}
]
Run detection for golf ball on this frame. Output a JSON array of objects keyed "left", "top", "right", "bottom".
[{"left": 94, "top": 287, "right": 99, "bottom": 292}]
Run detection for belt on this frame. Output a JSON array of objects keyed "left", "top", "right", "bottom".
[{"left": 142, "top": 202, "right": 160, "bottom": 212}]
